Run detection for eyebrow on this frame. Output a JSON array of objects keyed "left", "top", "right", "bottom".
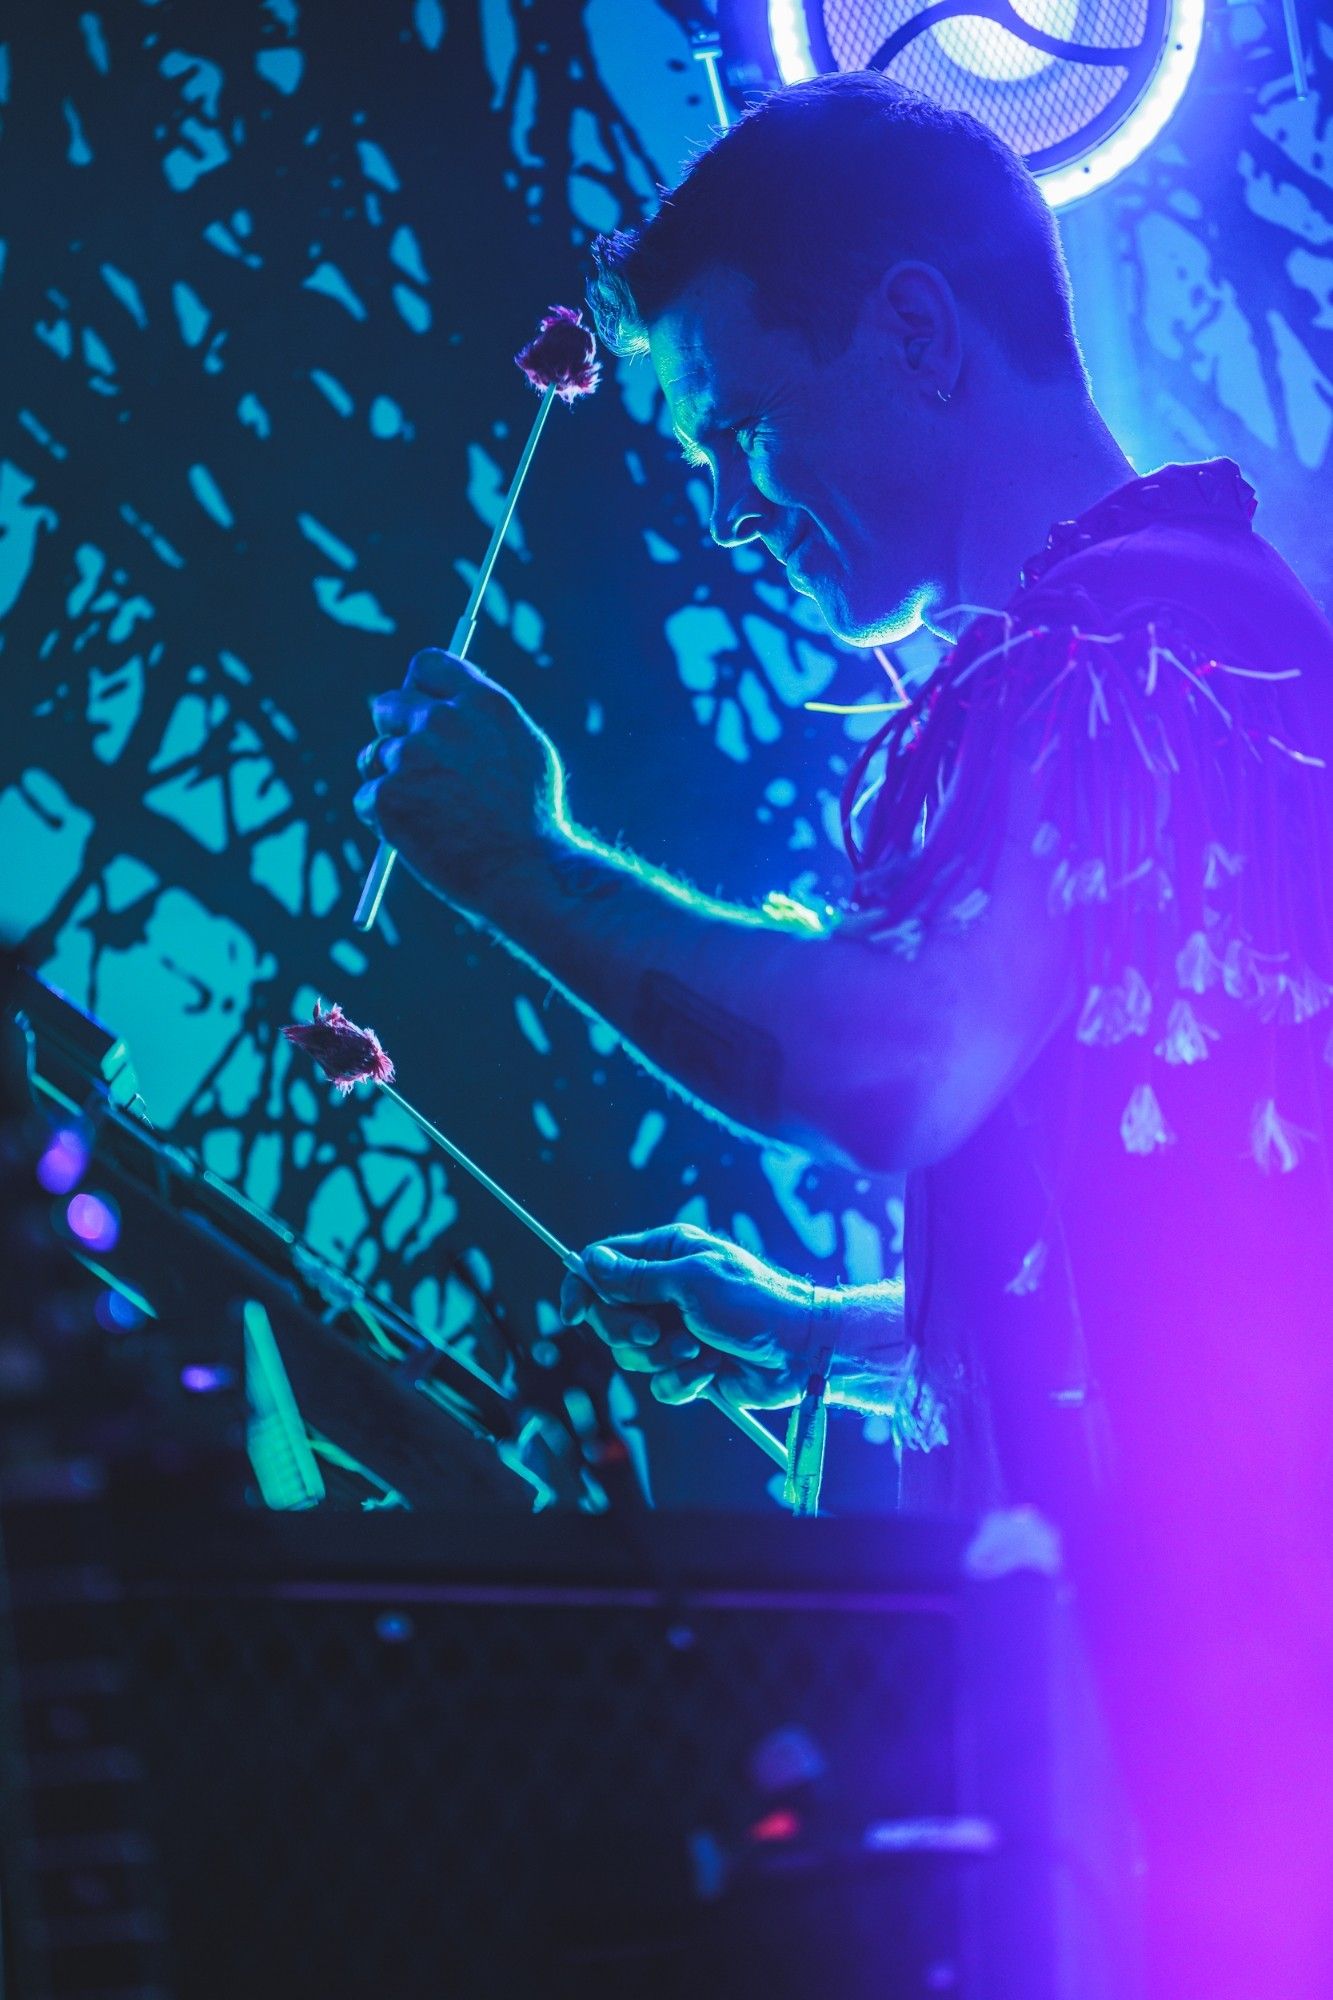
[{"left": 673, "top": 405, "right": 751, "bottom": 452}]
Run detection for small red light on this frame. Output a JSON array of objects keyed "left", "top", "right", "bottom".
[{"left": 748, "top": 1809, "right": 801, "bottom": 1844}]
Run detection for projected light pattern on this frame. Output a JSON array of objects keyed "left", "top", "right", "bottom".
[{"left": 3, "top": 0, "right": 1330, "bottom": 1508}]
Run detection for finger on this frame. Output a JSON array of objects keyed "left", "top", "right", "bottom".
[
  {"left": 357, "top": 735, "right": 414, "bottom": 782},
  {"left": 650, "top": 1365, "right": 716, "bottom": 1406},
  {"left": 370, "top": 689, "right": 434, "bottom": 737},
  {"left": 403, "top": 647, "right": 492, "bottom": 697},
  {"left": 654, "top": 1327, "right": 702, "bottom": 1362},
  {"left": 353, "top": 777, "right": 382, "bottom": 827},
  {"left": 711, "top": 1363, "right": 802, "bottom": 1411},
  {"left": 578, "top": 1245, "right": 714, "bottom": 1310},
  {"left": 579, "top": 1298, "right": 653, "bottom": 1349},
  {"left": 618, "top": 1315, "right": 696, "bottom": 1354},
  {"left": 606, "top": 1340, "right": 665, "bottom": 1376},
  {"left": 580, "top": 1299, "right": 699, "bottom": 1360},
  {"left": 559, "top": 1272, "right": 594, "bottom": 1325},
  {"left": 578, "top": 1223, "right": 722, "bottom": 1265}
]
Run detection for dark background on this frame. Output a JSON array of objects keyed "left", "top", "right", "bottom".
[{"left": 1, "top": 0, "right": 1329, "bottom": 1510}]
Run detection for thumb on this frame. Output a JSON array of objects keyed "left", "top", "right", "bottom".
[{"left": 581, "top": 1244, "right": 705, "bottom": 1312}]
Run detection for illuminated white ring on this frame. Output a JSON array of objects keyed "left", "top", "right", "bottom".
[
  {"left": 1036, "top": 0, "right": 1205, "bottom": 204},
  {"left": 765, "top": 0, "right": 1206, "bottom": 207}
]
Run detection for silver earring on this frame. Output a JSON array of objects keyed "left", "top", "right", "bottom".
[{"left": 936, "top": 386, "right": 951, "bottom": 406}]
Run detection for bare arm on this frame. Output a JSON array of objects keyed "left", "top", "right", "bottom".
[
  {"left": 449, "top": 808, "right": 1070, "bottom": 1174},
  {"left": 357, "top": 650, "right": 1073, "bottom": 1175},
  {"left": 561, "top": 1228, "right": 913, "bottom": 1414}
]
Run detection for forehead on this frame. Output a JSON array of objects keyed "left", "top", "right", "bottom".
[{"left": 646, "top": 266, "right": 779, "bottom": 431}]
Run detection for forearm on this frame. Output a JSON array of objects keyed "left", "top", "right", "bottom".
[
  {"left": 457, "top": 821, "right": 872, "bottom": 1158},
  {"left": 364, "top": 656, "right": 1073, "bottom": 1175}
]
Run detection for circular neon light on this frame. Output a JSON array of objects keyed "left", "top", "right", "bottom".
[
  {"left": 768, "top": 0, "right": 819, "bottom": 82},
  {"left": 765, "top": 0, "right": 1206, "bottom": 207},
  {"left": 933, "top": 0, "right": 1079, "bottom": 84},
  {"left": 1039, "top": 0, "right": 1205, "bottom": 205}
]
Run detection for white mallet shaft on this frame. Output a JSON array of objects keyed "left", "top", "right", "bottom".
[
  {"left": 354, "top": 386, "right": 558, "bottom": 934},
  {"left": 379, "top": 1084, "right": 788, "bottom": 1472}
]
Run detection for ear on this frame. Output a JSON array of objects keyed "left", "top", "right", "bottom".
[{"left": 872, "top": 262, "right": 962, "bottom": 403}]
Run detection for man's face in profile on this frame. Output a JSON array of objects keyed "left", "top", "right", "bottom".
[{"left": 648, "top": 264, "right": 952, "bottom": 647}]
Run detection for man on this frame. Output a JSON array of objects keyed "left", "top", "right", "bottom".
[{"left": 356, "top": 77, "right": 1333, "bottom": 1997}]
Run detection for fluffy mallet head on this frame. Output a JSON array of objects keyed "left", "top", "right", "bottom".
[
  {"left": 515, "top": 304, "right": 600, "bottom": 404},
  {"left": 282, "top": 1001, "right": 395, "bottom": 1096}
]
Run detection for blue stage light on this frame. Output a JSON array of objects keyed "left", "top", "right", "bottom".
[
  {"left": 95, "top": 1288, "right": 144, "bottom": 1333},
  {"left": 65, "top": 1190, "right": 120, "bottom": 1252},
  {"left": 37, "top": 1125, "right": 89, "bottom": 1195},
  {"left": 181, "top": 1363, "right": 236, "bottom": 1393}
]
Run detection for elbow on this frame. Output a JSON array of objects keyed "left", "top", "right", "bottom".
[
  {"left": 777, "top": 968, "right": 975, "bottom": 1172},
  {"left": 787, "top": 1092, "right": 924, "bottom": 1178},
  {"left": 833, "top": 1118, "right": 921, "bottom": 1179},
  {"left": 809, "top": 1080, "right": 964, "bottom": 1177}
]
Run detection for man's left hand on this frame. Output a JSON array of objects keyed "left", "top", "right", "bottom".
[
  {"left": 354, "top": 647, "right": 557, "bottom": 905},
  {"left": 561, "top": 1225, "right": 817, "bottom": 1409}
]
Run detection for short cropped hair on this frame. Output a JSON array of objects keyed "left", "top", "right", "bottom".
[{"left": 589, "top": 73, "right": 1083, "bottom": 383}]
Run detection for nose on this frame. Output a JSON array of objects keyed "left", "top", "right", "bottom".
[{"left": 709, "top": 463, "right": 767, "bottom": 549}]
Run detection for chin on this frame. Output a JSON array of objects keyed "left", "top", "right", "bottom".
[{"left": 813, "top": 578, "right": 931, "bottom": 650}]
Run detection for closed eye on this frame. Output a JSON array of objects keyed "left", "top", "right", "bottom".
[{"left": 677, "top": 418, "right": 763, "bottom": 471}]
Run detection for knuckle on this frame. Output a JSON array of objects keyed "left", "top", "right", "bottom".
[{"left": 406, "top": 646, "right": 450, "bottom": 685}]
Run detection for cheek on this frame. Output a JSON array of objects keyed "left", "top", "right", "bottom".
[
  {"left": 750, "top": 445, "right": 803, "bottom": 507},
  {"left": 793, "top": 429, "right": 887, "bottom": 528},
  {"left": 761, "top": 447, "right": 841, "bottom": 530}
]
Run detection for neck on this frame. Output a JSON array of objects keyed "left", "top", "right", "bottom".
[{"left": 934, "top": 387, "right": 1135, "bottom": 632}]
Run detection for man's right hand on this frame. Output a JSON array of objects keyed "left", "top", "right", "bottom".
[{"left": 560, "top": 1223, "right": 819, "bottom": 1408}]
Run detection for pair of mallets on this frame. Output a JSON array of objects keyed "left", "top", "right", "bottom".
[{"left": 286, "top": 308, "right": 789, "bottom": 1478}]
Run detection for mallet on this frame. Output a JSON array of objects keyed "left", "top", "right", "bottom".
[
  {"left": 353, "top": 305, "right": 601, "bottom": 934},
  {"left": 282, "top": 1002, "right": 790, "bottom": 1474}
]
